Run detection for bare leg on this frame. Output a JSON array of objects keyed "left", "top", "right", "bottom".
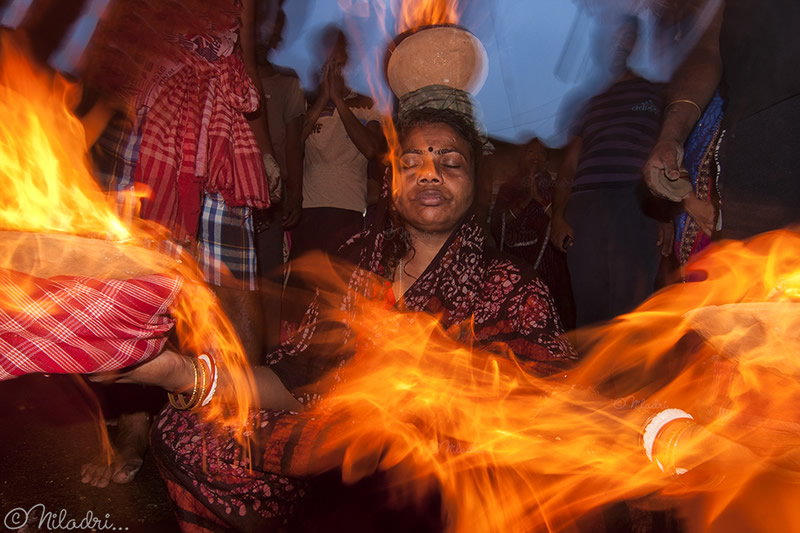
[
  {"left": 255, "top": 208, "right": 285, "bottom": 352},
  {"left": 80, "top": 411, "right": 150, "bottom": 488}
]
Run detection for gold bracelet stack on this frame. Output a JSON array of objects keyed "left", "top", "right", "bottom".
[{"left": 168, "top": 354, "right": 215, "bottom": 411}]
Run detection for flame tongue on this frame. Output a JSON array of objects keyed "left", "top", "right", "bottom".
[
  {"left": 287, "top": 231, "right": 800, "bottom": 533},
  {"left": 397, "top": 0, "right": 460, "bottom": 32},
  {"left": 0, "top": 35, "right": 130, "bottom": 241},
  {"left": 0, "top": 231, "right": 174, "bottom": 278}
]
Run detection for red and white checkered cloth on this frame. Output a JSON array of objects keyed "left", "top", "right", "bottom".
[
  {"left": 134, "top": 48, "right": 269, "bottom": 244},
  {"left": 0, "top": 268, "right": 182, "bottom": 380}
]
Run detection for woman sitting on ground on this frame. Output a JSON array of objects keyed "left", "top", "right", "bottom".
[
  {"left": 117, "top": 97, "right": 576, "bottom": 530},
  {"left": 110, "top": 98, "right": 791, "bottom": 532}
]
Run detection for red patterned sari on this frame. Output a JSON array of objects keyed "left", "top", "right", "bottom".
[{"left": 150, "top": 210, "right": 576, "bottom": 531}]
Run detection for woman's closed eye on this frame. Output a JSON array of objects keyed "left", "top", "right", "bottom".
[
  {"left": 400, "top": 154, "right": 423, "bottom": 169},
  {"left": 440, "top": 155, "right": 466, "bottom": 169}
]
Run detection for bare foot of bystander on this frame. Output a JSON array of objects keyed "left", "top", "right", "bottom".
[{"left": 80, "top": 411, "right": 150, "bottom": 488}]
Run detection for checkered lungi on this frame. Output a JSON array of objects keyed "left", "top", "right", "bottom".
[
  {"left": 91, "top": 111, "right": 140, "bottom": 195},
  {"left": 197, "top": 192, "right": 257, "bottom": 290},
  {"left": 0, "top": 269, "right": 181, "bottom": 380},
  {"left": 91, "top": 120, "right": 258, "bottom": 291}
]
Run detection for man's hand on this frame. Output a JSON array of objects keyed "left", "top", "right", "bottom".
[
  {"left": 657, "top": 220, "right": 675, "bottom": 257},
  {"left": 683, "top": 193, "right": 716, "bottom": 236},
  {"left": 550, "top": 214, "right": 574, "bottom": 253},
  {"left": 282, "top": 189, "right": 302, "bottom": 228},
  {"left": 643, "top": 139, "right": 693, "bottom": 201}
]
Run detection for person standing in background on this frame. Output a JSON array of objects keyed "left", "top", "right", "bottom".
[
  {"left": 491, "top": 138, "right": 576, "bottom": 330},
  {"left": 550, "top": 19, "right": 673, "bottom": 327},
  {"left": 254, "top": 3, "right": 305, "bottom": 350},
  {"left": 294, "top": 26, "right": 384, "bottom": 259},
  {"left": 644, "top": 1, "right": 800, "bottom": 239},
  {"left": 284, "top": 26, "right": 384, "bottom": 324}
]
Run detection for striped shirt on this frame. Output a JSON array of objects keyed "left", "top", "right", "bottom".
[{"left": 573, "top": 77, "right": 665, "bottom": 189}]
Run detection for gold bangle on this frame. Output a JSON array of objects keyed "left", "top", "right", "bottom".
[
  {"left": 193, "top": 356, "right": 208, "bottom": 411},
  {"left": 168, "top": 357, "right": 201, "bottom": 410},
  {"left": 186, "top": 357, "right": 202, "bottom": 408},
  {"left": 665, "top": 99, "right": 702, "bottom": 123}
]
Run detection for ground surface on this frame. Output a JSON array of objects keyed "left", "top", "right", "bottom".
[{"left": 0, "top": 375, "right": 178, "bottom": 533}]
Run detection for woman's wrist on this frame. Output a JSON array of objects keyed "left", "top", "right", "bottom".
[
  {"left": 167, "top": 353, "right": 219, "bottom": 410},
  {"left": 172, "top": 354, "right": 196, "bottom": 394}
]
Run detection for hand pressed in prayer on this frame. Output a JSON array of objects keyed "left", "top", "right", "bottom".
[
  {"left": 317, "top": 63, "right": 331, "bottom": 102},
  {"left": 327, "top": 64, "right": 347, "bottom": 102}
]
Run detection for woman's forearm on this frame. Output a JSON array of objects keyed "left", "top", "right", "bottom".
[
  {"left": 658, "top": 3, "right": 724, "bottom": 147},
  {"left": 120, "top": 349, "right": 303, "bottom": 412}
]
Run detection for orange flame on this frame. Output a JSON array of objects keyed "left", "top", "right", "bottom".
[
  {"left": 0, "top": 36, "right": 130, "bottom": 241},
  {"left": 0, "top": 34, "right": 255, "bottom": 438},
  {"left": 290, "top": 4, "right": 799, "bottom": 530},
  {"left": 283, "top": 230, "right": 800, "bottom": 533},
  {"left": 396, "top": 0, "right": 460, "bottom": 33}
]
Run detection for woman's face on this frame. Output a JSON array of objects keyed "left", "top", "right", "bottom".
[
  {"left": 521, "top": 140, "right": 547, "bottom": 170},
  {"left": 393, "top": 122, "right": 475, "bottom": 236}
]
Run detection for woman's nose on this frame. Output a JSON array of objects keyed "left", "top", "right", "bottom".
[{"left": 416, "top": 159, "right": 441, "bottom": 184}]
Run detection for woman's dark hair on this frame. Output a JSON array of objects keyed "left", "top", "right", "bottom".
[{"left": 378, "top": 107, "right": 483, "bottom": 280}]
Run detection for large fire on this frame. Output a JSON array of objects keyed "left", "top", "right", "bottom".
[
  {"left": 0, "top": 36, "right": 129, "bottom": 241},
  {"left": 289, "top": 230, "right": 800, "bottom": 533},
  {"left": 291, "top": 1, "right": 799, "bottom": 529},
  {"left": 0, "top": 34, "right": 255, "bottom": 432},
  {"left": 3, "top": 1, "right": 800, "bottom": 531}
]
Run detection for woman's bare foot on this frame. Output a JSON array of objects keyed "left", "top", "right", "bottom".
[{"left": 80, "top": 411, "right": 150, "bottom": 488}]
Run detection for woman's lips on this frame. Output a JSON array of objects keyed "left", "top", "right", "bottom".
[{"left": 415, "top": 189, "right": 446, "bottom": 206}]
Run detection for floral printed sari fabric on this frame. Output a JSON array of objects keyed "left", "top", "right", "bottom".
[{"left": 151, "top": 204, "right": 576, "bottom": 531}]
